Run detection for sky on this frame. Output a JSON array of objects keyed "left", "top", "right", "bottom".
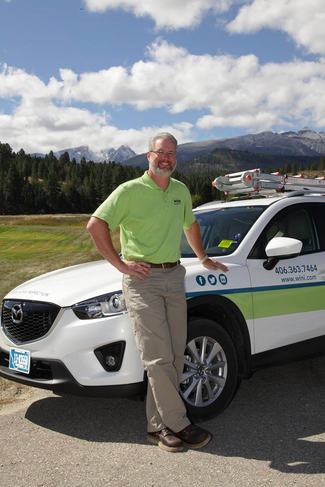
[{"left": 0, "top": 0, "right": 325, "bottom": 155}]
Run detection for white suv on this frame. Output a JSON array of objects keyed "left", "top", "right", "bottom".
[{"left": 1, "top": 187, "right": 325, "bottom": 420}]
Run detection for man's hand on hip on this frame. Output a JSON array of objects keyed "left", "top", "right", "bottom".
[{"left": 121, "top": 261, "right": 152, "bottom": 279}]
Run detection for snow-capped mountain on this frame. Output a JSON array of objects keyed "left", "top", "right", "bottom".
[
  {"left": 32, "top": 145, "right": 137, "bottom": 163},
  {"left": 94, "top": 145, "right": 137, "bottom": 163}
]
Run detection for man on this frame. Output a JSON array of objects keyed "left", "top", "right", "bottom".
[{"left": 87, "top": 132, "right": 228, "bottom": 452}]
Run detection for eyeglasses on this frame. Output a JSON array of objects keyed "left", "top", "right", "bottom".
[{"left": 150, "top": 150, "right": 177, "bottom": 158}]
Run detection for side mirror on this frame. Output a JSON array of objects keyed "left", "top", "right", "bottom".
[{"left": 263, "top": 237, "right": 303, "bottom": 270}]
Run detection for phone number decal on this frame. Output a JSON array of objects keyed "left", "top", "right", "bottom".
[{"left": 275, "top": 264, "right": 318, "bottom": 275}]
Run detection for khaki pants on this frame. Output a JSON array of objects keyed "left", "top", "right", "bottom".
[{"left": 122, "top": 265, "right": 191, "bottom": 433}]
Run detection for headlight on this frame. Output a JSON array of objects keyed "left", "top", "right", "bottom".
[{"left": 72, "top": 292, "right": 127, "bottom": 320}]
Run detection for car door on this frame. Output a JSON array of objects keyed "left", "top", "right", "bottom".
[{"left": 246, "top": 202, "right": 325, "bottom": 354}]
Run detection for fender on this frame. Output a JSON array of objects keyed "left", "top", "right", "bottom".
[{"left": 186, "top": 293, "right": 252, "bottom": 378}]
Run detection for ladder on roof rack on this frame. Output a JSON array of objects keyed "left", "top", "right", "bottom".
[{"left": 212, "top": 168, "right": 325, "bottom": 195}]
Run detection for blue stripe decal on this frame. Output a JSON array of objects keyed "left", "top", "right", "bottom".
[
  {"left": 186, "top": 289, "right": 247, "bottom": 298},
  {"left": 252, "top": 281, "right": 325, "bottom": 292},
  {"left": 187, "top": 290, "right": 230, "bottom": 298},
  {"left": 186, "top": 280, "right": 325, "bottom": 298}
]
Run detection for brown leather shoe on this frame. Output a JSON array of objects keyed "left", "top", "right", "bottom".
[
  {"left": 147, "top": 427, "right": 183, "bottom": 452},
  {"left": 175, "top": 424, "right": 212, "bottom": 449}
]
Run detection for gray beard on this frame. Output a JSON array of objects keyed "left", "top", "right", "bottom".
[{"left": 149, "top": 161, "right": 177, "bottom": 177}]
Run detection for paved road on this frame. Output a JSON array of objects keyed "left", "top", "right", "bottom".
[{"left": 1, "top": 356, "right": 325, "bottom": 487}]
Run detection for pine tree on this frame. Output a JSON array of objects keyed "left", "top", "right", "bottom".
[
  {"left": 45, "top": 167, "right": 61, "bottom": 212},
  {"left": 3, "top": 162, "right": 23, "bottom": 214},
  {"left": 0, "top": 142, "right": 13, "bottom": 176},
  {"left": 58, "top": 152, "right": 70, "bottom": 181}
]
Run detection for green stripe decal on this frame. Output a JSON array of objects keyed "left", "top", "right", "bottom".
[
  {"left": 252, "top": 285, "right": 325, "bottom": 319},
  {"left": 186, "top": 281, "right": 325, "bottom": 320}
]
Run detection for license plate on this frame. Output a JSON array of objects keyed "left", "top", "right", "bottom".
[{"left": 9, "top": 348, "right": 31, "bottom": 374}]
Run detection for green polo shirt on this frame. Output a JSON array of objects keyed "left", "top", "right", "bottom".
[{"left": 93, "top": 171, "right": 196, "bottom": 263}]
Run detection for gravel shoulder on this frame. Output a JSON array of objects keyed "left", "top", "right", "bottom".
[{"left": 0, "top": 380, "right": 51, "bottom": 415}]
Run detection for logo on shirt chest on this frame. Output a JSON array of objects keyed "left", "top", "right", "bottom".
[{"left": 174, "top": 199, "right": 181, "bottom": 205}]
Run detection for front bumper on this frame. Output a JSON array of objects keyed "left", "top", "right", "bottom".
[
  {"left": 0, "top": 306, "right": 145, "bottom": 390},
  {"left": 0, "top": 348, "right": 147, "bottom": 397}
]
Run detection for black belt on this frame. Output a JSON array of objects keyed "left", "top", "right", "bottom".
[{"left": 146, "top": 261, "right": 180, "bottom": 269}]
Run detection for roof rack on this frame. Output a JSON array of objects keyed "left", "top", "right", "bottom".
[{"left": 212, "top": 169, "right": 325, "bottom": 196}]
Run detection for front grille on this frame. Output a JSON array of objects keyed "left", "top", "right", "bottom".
[{"left": 1, "top": 300, "right": 61, "bottom": 344}]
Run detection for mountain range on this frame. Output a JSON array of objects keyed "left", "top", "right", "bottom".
[
  {"left": 30, "top": 128, "right": 325, "bottom": 168},
  {"left": 124, "top": 127, "right": 325, "bottom": 169}
]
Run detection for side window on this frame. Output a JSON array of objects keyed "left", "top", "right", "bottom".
[
  {"left": 311, "top": 203, "right": 325, "bottom": 251},
  {"left": 282, "top": 208, "right": 316, "bottom": 252},
  {"left": 250, "top": 204, "right": 319, "bottom": 259}
]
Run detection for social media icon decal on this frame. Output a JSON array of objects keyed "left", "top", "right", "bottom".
[
  {"left": 208, "top": 274, "right": 217, "bottom": 285},
  {"left": 196, "top": 275, "right": 206, "bottom": 286},
  {"left": 219, "top": 274, "right": 228, "bottom": 285}
]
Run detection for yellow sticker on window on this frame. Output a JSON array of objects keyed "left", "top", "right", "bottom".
[{"left": 218, "top": 240, "right": 233, "bottom": 248}]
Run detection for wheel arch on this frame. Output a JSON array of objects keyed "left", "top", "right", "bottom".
[{"left": 187, "top": 294, "right": 252, "bottom": 379}]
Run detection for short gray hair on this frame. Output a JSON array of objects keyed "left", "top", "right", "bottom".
[{"left": 148, "top": 132, "right": 178, "bottom": 152}]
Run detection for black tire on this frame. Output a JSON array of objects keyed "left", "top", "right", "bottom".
[{"left": 180, "top": 318, "right": 240, "bottom": 421}]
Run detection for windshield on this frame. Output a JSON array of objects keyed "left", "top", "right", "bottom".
[{"left": 181, "top": 205, "right": 266, "bottom": 257}]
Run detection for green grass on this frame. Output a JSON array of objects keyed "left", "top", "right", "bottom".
[
  {"left": 0, "top": 214, "right": 121, "bottom": 393},
  {"left": 0, "top": 214, "right": 120, "bottom": 302}
]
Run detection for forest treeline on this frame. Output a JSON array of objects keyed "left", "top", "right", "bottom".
[
  {"left": 0, "top": 142, "right": 223, "bottom": 215},
  {"left": 1, "top": 142, "right": 325, "bottom": 215}
]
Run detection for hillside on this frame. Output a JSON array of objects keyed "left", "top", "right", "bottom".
[
  {"left": 124, "top": 127, "right": 325, "bottom": 169},
  {"left": 177, "top": 148, "right": 322, "bottom": 174}
]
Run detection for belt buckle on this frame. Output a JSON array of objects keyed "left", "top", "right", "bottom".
[{"left": 162, "top": 263, "right": 167, "bottom": 270}]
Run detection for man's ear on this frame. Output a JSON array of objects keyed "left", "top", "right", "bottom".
[{"left": 146, "top": 151, "right": 151, "bottom": 163}]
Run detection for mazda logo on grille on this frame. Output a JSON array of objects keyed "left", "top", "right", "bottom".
[{"left": 11, "top": 304, "right": 24, "bottom": 324}]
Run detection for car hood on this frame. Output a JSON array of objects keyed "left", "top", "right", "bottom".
[
  {"left": 4, "top": 257, "right": 232, "bottom": 308},
  {"left": 4, "top": 260, "right": 124, "bottom": 308}
]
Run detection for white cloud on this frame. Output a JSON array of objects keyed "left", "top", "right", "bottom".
[
  {"left": 84, "top": 0, "right": 325, "bottom": 55},
  {"left": 2, "top": 41, "right": 325, "bottom": 153},
  {"left": 197, "top": 57, "right": 325, "bottom": 130},
  {"left": 0, "top": 62, "right": 196, "bottom": 153},
  {"left": 51, "top": 40, "right": 262, "bottom": 112},
  {"left": 54, "top": 40, "right": 325, "bottom": 129},
  {"left": 0, "top": 99, "right": 194, "bottom": 155},
  {"left": 84, "top": 0, "right": 234, "bottom": 30},
  {"left": 228, "top": 0, "right": 325, "bottom": 55},
  {"left": 0, "top": 64, "right": 48, "bottom": 99}
]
